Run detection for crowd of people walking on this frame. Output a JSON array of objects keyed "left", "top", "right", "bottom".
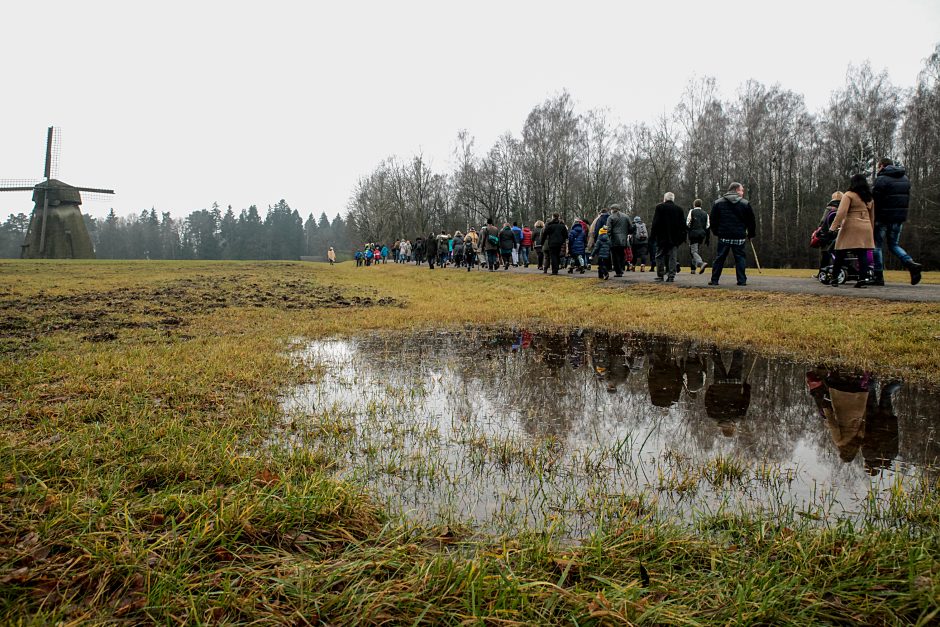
[{"left": 350, "top": 166, "right": 923, "bottom": 288}]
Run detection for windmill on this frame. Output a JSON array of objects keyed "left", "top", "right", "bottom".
[{"left": 0, "top": 126, "right": 113, "bottom": 258}]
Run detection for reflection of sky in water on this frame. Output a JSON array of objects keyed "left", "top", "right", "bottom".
[{"left": 276, "top": 331, "right": 940, "bottom": 537}]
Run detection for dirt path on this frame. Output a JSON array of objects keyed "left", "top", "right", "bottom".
[{"left": 509, "top": 265, "right": 940, "bottom": 303}]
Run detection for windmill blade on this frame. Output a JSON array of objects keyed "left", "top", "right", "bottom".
[
  {"left": 78, "top": 189, "right": 117, "bottom": 204},
  {"left": 74, "top": 187, "right": 114, "bottom": 194},
  {"left": 75, "top": 187, "right": 115, "bottom": 203},
  {"left": 0, "top": 179, "right": 39, "bottom": 192},
  {"left": 43, "top": 126, "right": 62, "bottom": 180},
  {"left": 0, "top": 186, "right": 37, "bottom": 193}
]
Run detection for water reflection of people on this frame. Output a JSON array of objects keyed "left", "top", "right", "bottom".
[
  {"left": 823, "top": 372, "right": 870, "bottom": 462},
  {"left": 807, "top": 370, "right": 901, "bottom": 472},
  {"left": 806, "top": 367, "right": 833, "bottom": 421},
  {"left": 863, "top": 381, "right": 901, "bottom": 475},
  {"left": 705, "top": 348, "right": 751, "bottom": 436},
  {"left": 682, "top": 346, "right": 707, "bottom": 399},
  {"left": 648, "top": 342, "right": 683, "bottom": 408},
  {"left": 511, "top": 329, "right": 533, "bottom": 351},
  {"left": 603, "top": 335, "right": 630, "bottom": 394}
]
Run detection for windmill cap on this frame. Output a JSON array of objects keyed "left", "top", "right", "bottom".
[{"left": 32, "top": 179, "right": 82, "bottom": 205}]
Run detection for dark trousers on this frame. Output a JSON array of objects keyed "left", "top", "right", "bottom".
[
  {"left": 710, "top": 240, "right": 747, "bottom": 285},
  {"left": 548, "top": 245, "right": 563, "bottom": 274},
  {"left": 597, "top": 256, "right": 610, "bottom": 278},
  {"left": 833, "top": 248, "right": 871, "bottom": 280},
  {"left": 536, "top": 247, "right": 544, "bottom": 269},
  {"left": 632, "top": 243, "right": 649, "bottom": 266},
  {"left": 485, "top": 250, "right": 498, "bottom": 271},
  {"left": 611, "top": 246, "right": 626, "bottom": 275}
]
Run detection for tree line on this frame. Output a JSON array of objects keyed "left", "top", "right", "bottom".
[
  {"left": 0, "top": 201, "right": 352, "bottom": 260},
  {"left": 348, "top": 46, "right": 940, "bottom": 269}
]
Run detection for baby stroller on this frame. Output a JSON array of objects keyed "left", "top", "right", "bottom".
[{"left": 817, "top": 250, "right": 873, "bottom": 285}]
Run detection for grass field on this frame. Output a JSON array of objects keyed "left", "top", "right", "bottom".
[{"left": 1, "top": 259, "right": 938, "bottom": 624}]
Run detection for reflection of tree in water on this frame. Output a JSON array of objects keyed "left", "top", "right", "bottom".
[{"left": 444, "top": 330, "right": 581, "bottom": 439}]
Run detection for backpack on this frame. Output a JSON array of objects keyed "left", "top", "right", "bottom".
[
  {"left": 487, "top": 232, "right": 499, "bottom": 246},
  {"left": 810, "top": 208, "right": 838, "bottom": 248},
  {"left": 810, "top": 226, "right": 837, "bottom": 249},
  {"left": 635, "top": 222, "right": 648, "bottom": 242}
]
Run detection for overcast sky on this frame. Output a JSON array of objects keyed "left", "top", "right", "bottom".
[{"left": 2, "top": 0, "right": 938, "bottom": 224}]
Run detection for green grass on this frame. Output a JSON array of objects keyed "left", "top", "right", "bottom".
[{"left": 1, "top": 259, "right": 938, "bottom": 624}]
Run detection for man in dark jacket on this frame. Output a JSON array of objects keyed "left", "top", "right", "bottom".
[
  {"left": 650, "top": 192, "right": 688, "bottom": 282},
  {"left": 425, "top": 232, "right": 439, "bottom": 269},
  {"left": 541, "top": 213, "right": 568, "bottom": 275},
  {"left": 707, "top": 182, "right": 756, "bottom": 286},
  {"left": 705, "top": 348, "right": 751, "bottom": 437},
  {"left": 481, "top": 218, "right": 500, "bottom": 271},
  {"left": 498, "top": 224, "right": 516, "bottom": 269},
  {"left": 686, "top": 199, "right": 710, "bottom": 274},
  {"left": 872, "top": 158, "right": 921, "bottom": 285},
  {"left": 606, "top": 204, "right": 631, "bottom": 277}
]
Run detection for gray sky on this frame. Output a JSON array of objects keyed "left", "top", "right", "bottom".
[{"left": 2, "top": 0, "right": 938, "bottom": 224}]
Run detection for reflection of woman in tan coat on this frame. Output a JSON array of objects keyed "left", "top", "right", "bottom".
[
  {"left": 825, "top": 374, "right": 869, "bottom": 462},
  {"left": 828, "top": 174, "right": 875, "bottom": 288}
]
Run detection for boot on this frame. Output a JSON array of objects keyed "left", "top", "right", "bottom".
[
  {"left": 870, "top": 270, "right": 884, "bottom": 286},
  {"left": 907, "top": 261, "right": 922, "bottom": 286}
]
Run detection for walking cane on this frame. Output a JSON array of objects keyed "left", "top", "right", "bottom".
[{"left": 749, "top": 239, "right": 762, "bottom": 274}]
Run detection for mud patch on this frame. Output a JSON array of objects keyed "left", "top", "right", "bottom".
[{"left": 0, "top": 275, "right": 397, "bottom": 353}]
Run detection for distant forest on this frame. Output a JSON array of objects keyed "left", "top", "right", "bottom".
[
  {"left": 2, "top": 45, "right": 938, "bottom": 267},
  {"left": 0, "top": 201, "right": 352, "bottom": 261}
]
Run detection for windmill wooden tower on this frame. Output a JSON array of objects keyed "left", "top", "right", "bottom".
[{"left": 0, "top": 126, "right": 114, "bottom": 258}]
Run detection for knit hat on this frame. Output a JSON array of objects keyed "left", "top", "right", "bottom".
[
  {"left": 633, "top": 216, "right": 641, "bottom": 223},
  {"left": 599, "top": 227, "right": 608, "bottom": 235},
  {"left": 831, "top": 191, "right": 843, "bottom": 201}
]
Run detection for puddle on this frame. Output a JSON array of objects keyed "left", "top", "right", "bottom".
[{"left": 274, "top": 329, "right": 940, "bottom": 538}]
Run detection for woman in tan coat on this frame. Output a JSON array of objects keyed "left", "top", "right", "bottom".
[{"left": 828, "top": 173, "right": 875, "bottom": 287}]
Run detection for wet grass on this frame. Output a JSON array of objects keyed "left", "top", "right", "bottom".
[{"left": 1, "top": 259, "right": 939, "bottom": 624}]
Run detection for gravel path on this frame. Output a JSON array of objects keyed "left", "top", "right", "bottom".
[{"left": 504, "top": 264, "right": 940, "bottom": 303}]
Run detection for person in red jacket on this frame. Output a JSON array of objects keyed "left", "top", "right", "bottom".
[{"left": 520, "top": 225, "right": 533, "bottom": 267}]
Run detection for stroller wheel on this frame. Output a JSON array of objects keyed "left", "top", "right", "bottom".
[{"left": 817, "top": 270, "right": 828, "bottom": 284}]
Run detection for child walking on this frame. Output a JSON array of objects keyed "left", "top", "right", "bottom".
[{"left": 592, "top": 226, "right": 612, "bottom": 279}]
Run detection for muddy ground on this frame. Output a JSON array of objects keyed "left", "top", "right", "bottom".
[{"left": 0, "top": 275, "right": 397, "bottom": 353}]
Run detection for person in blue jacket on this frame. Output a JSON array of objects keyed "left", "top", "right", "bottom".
[
  {"left": 591, "top": 226, "right": 612, "bottom": 279},
  {"left": 567, "top": 218, "right": 588, "bottom": 274}
]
